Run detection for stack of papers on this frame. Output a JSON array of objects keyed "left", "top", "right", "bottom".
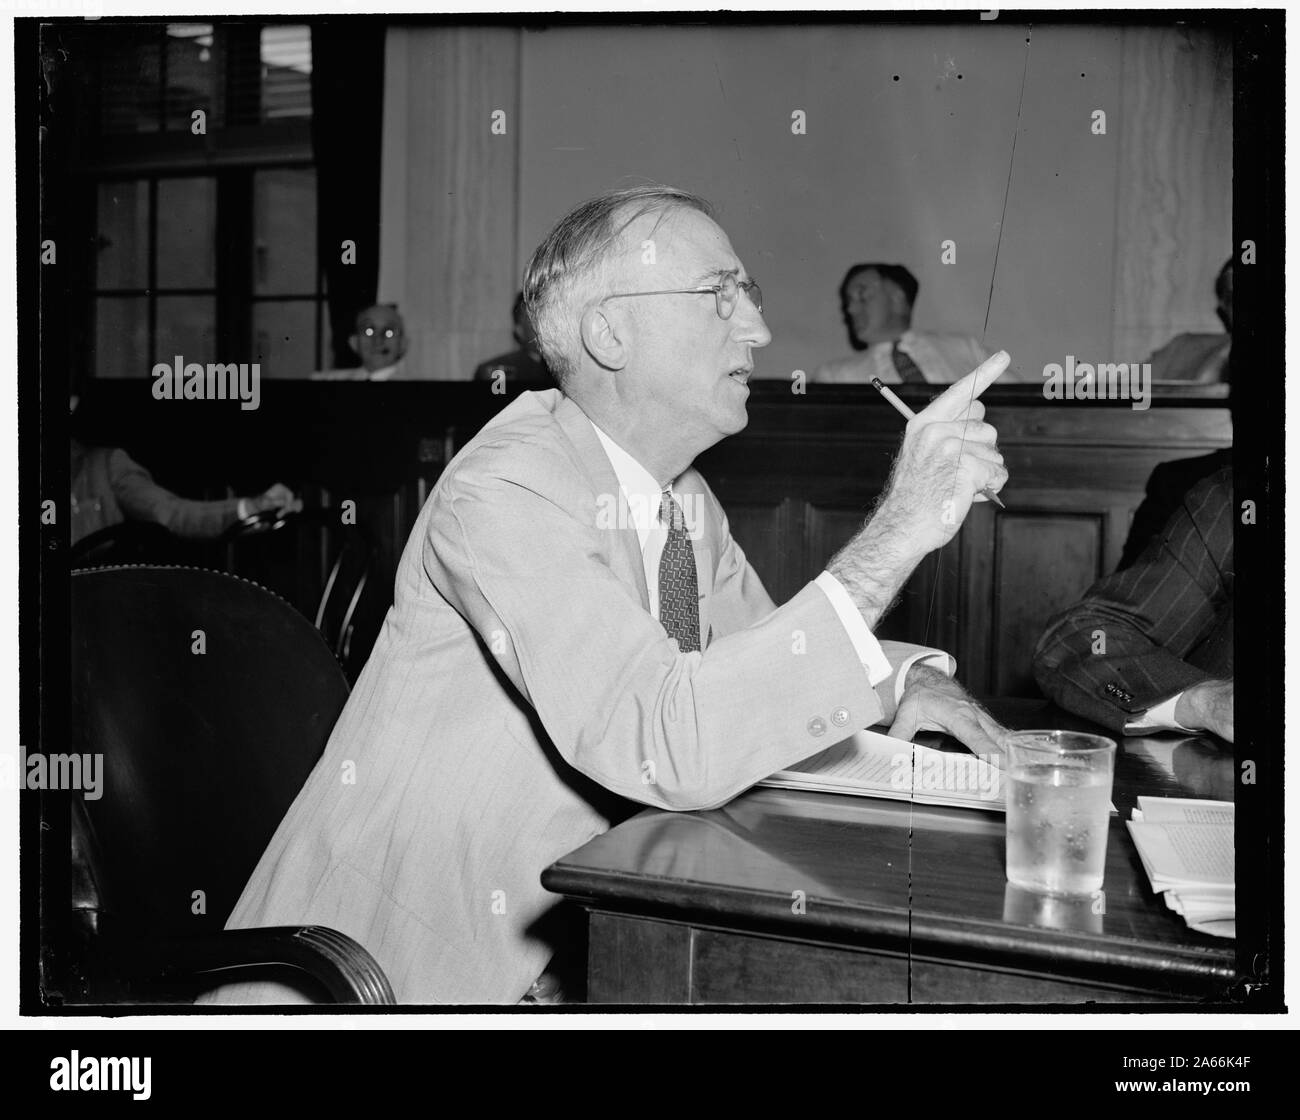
[
  {"left": 759, "top": 729, "right": 1005, "bottom": 812},
  {"left": 1126, "top": 797, "right": 1234, "bottom": 938}
]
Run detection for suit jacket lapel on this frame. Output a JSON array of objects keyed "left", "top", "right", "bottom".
[{"left": 552, "top": 393, "right": 651, "bottom": 612}]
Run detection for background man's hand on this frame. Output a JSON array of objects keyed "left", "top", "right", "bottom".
[
  {"left": 253, "top": 482, "right": 302, "bottom": 516},
  {"left": 1174, "top": 678, "right": 1234, "bottom": 742},
  {"left": 888, "top": 663, "right": 1007, "bottom": 757},
  {"left": 876, "top": 351, "right": 1010, "bottom": 554}
]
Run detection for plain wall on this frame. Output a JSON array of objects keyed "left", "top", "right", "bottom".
[
  {"left": 379, "top": 21, "right": 1231, "bottom": 380},
  {"left": 514, "top": 22, "right": 1229, "bottom": 381}
]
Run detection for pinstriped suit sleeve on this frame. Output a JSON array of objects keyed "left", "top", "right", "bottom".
[
  {"left": 423, "top": 447, "right": 885, "bottom": 812},
  {"left": 1032, "top": 469, "right": 1233, "bottom": 733}
]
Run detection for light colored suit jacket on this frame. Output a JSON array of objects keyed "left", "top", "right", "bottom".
[
  {"left": 71, "top": 442, "right": 240, "bottom": 546},
  {"left": 308, "top": 362, "right": 409, "bottom": 381},
  {"left": 206, "top": 389, "right": 934, "bottom": 1004}
]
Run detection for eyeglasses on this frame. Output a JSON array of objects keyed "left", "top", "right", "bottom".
[{"left": 601, "top": 273, "right": 763, "bottom": 321}]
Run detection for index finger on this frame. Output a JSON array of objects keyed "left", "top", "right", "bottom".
[
  {"left": 919, "top": 351, "right": 1010, "bottom": 421},
  {"left": 948, "top": 706, "right": 1003, "bottom": 757}
]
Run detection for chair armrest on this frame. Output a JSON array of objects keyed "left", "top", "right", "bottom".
[{"left": 159, "top": 926, "right": 396, "bottom": 1004}]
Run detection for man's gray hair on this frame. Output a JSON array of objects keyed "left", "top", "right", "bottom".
[{"left": 522, "top": 185, "right": 713, "bottom": 389}]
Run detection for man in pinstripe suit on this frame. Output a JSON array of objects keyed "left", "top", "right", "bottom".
[{"left": 1033, "top": 468, "right": 1233, "bottom": 741}]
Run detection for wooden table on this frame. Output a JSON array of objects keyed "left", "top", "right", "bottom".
[{"left": 541, "top": 700, "right": 1240, "bottom": 1005}]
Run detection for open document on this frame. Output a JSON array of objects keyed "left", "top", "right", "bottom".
[
  {"left": 1127, "top": 797, "right": 1235, "bottom": 938},
  {"left": 758, "top": 728, "right": 1005, "bottom": 812}
]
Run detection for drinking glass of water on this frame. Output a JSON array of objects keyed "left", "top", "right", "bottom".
[{"left": 1004, "top": 730, "right": 1116, "bottom": 896}]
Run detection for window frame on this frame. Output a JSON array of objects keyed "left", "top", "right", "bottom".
[{"left": 78, "top": 20, "right": 325, "bottom": 379}]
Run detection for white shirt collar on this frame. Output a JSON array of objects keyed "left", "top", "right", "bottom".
[
  {"left": 867, "top": 329, "right": 916, "bottom": 351},
  {"left": 367, "top": 361, "right": 403, "bottom": 382},
  {"left": 588, "top": 420, "right": 675, "bottom": 552}
]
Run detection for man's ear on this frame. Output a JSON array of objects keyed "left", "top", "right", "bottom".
[
  {"left": 579, "top": 304, "right": 628, "bottom": 371},
  {"left": 889, "top": 286, "right": 910, "bottom": 318},
  {"left": 348, "top": 333, "right": 360, "bottom": 356}
]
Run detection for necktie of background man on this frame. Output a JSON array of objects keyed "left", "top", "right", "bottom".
[
  {"left": 892, "top": 340, "right": 927, "bottom": 383},
  {"left": 658, "top": 491, "right": 701, "bottom": 653}
]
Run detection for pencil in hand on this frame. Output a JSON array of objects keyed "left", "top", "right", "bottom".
[{"left": 870, "top": 377, "right": 1007, "bottom": 510}]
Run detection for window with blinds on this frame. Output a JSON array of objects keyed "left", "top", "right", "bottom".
[
  {"left": 95, "top": 22, "right": 312, "bottom": 135},
  {"left": 78, "top": 20, "right": 325, "bottom": 380}
]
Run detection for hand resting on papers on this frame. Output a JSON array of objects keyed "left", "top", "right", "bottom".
[{"left": 888, "top": 663, "right": 1007, "bottom": 757}]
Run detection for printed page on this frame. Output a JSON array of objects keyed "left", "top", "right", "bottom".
[
  {"left": 1126, "top": 821, "right": 1234, "bottom": 887},
  {"left": 1135, "top": 797, "right": 1234, "bottom": 826},
  {"left": 759, "top": 729, "right": 1004, "bottom": 812}
]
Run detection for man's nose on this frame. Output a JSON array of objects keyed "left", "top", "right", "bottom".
[{"left": 734, "top": 301, "right": 772, "bottom": 348}]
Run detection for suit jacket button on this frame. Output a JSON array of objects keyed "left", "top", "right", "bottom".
[
  {"left": 831, "top": 707, "right": 849, "bottom": 727},
  {"left": 808, "top": 717, "right": 827, "bottom": 737}
]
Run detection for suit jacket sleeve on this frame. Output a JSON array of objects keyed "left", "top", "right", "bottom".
[
  {"left": 1032, "top": 469, "right": 1232, "bottom": 733},
  {"left": 1119, "top": 460, "right": 1181, "bottom": 572},
  {"left": 109, "top": 448, "right": 241, "bottom": 540},
  {"left": 1118, "top": 451, "right": 1231, "bottom": 572},
  {"left": 423, "top": 451, "right": 886, "bottom": 812}
]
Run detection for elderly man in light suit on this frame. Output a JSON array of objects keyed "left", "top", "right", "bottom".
[{"left": 204, "top": 185, "right": 1009, "bottom": 1005}]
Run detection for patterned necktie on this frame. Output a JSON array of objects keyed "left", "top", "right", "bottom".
[
  {"left": 658, "top": 490, "right": 701, "bottom": 653},
  {"left": 892, "top": 340, "right": 927, "bottom": 383}
]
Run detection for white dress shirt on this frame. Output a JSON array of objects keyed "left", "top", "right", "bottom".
[
  {"left": 590, "top": 421, "right": 952, "bottom": 707},
  {"left": 308, "top": 361, "right": 404, "bottom": 381},
  {"left": 1124, "top": 693, "right": 1194, "bottom": 734},
  {"left": 812, "top": 331, "right": 995, "bottom": 385}
]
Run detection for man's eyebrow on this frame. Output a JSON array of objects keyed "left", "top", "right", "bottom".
[{"left": 689, "top": 266, "right": 740, "bottom": 285}]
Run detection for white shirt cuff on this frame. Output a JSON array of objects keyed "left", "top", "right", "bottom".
[
  {"left": 892, "top": 648, "right": 956, "bottom": 708},
  {"left": 814, "top": 571, "right": 893, "bottom": 687},
  {"left": 1124, "top": 691, "right": 1194, "bottom": 734}
]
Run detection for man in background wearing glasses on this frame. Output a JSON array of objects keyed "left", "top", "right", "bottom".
[{"left": 205, "top": 185, "right": 1010, "bottom": 1006}]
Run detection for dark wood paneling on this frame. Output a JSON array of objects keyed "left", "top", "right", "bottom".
[
  {"left": 723, "top": 500, "right": 794, "bottom": 604},
  {"left": 990, "top": 513, "right": 1103, "bottom": 696},
  {"left": 585, "top": 920, "right": 1184, "bottom": 1004},
  {"left": 908, "top": 958, "right": 1172, "bottom": 1005},
  {"left": 804, "top": 503, "right": 867, "bottom": 577},
  {"left": 72, "top": 381, "right": 1231, "bottom": 692},
  {"left": 587, "top": 912, "right": 692, "bottom": 1004},
  {"left": 691, "top": 929, "right": 908, "bottom": 1004},
  {"left": 70, "top": 380, "right": 507, "bottom": 632}
]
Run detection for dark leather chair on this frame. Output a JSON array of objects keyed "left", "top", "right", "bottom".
[
  {"left": 68, "top": 564, "right": 394, "bottom": 1004},
  {"left": 71, "top": 509, "right": 297, "bottom": 569},
  {"left": 69, "top": 520, "right": 187, "bottom": 567}
]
